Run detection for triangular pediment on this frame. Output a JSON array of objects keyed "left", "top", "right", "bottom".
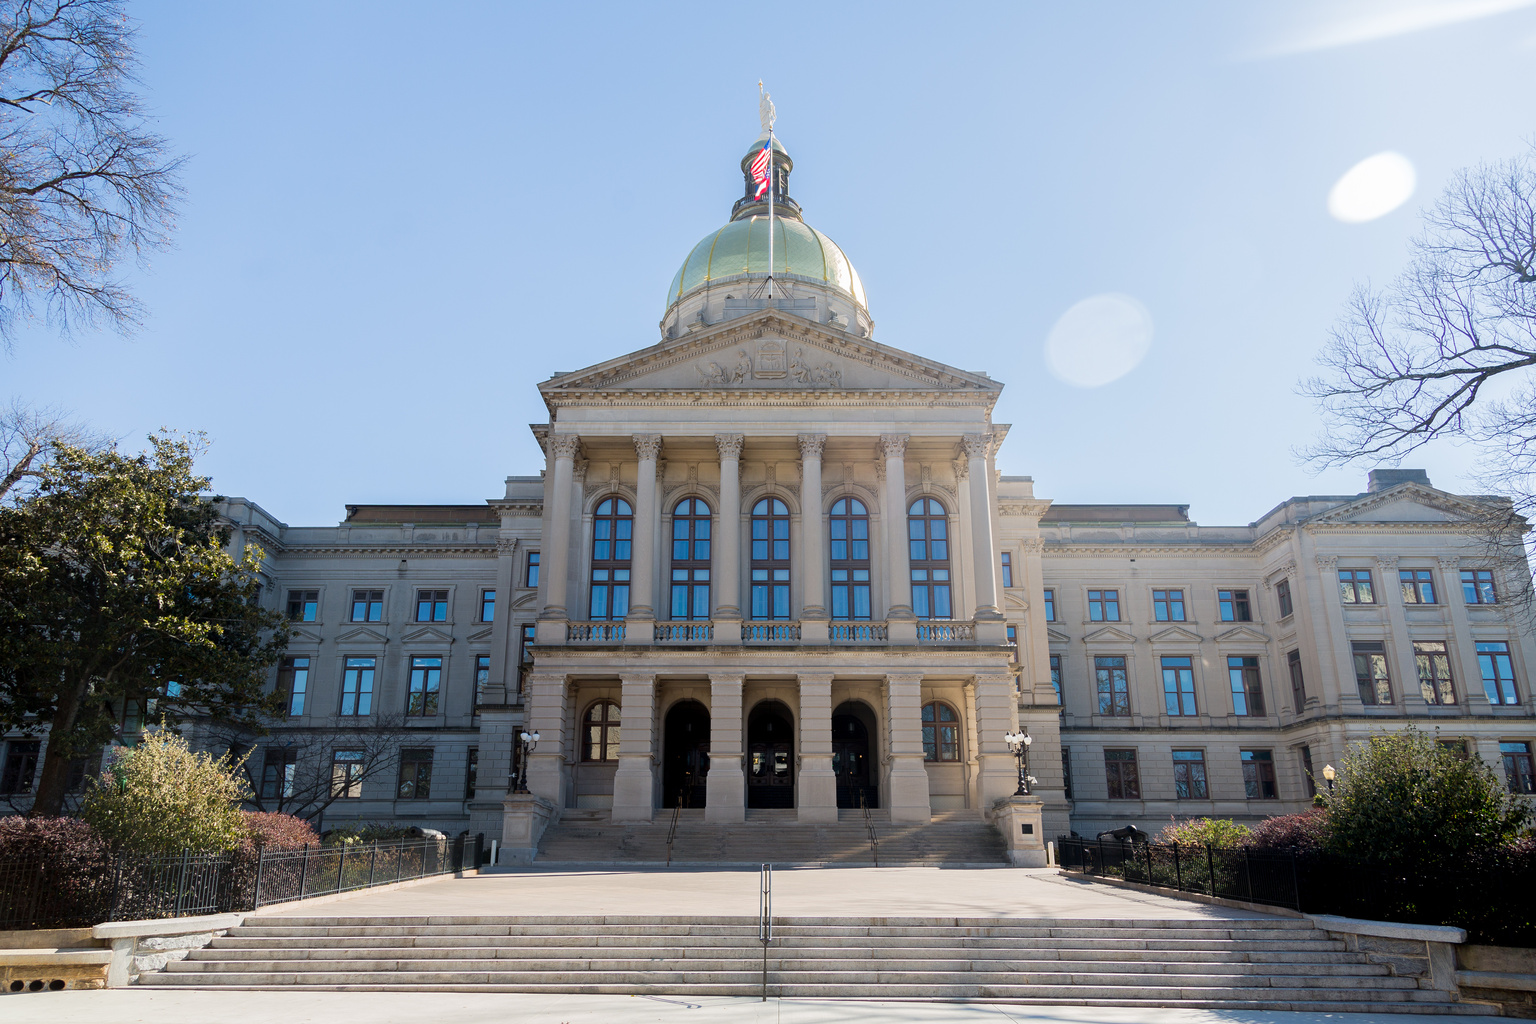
[
  {"left": 402, "top": 625, "right": 455, "bottom": 645},
  {"left": 1148, "top": 625, "right": 1204, "bottom": 645},
  {"left": 1046, "top": 627, "right": 1072, "bottom": 644},
  {"left": 1309, "top": 483, "right": 1489, "bottom": 526},
  {"left": 1215, "top": 625, "right": 1271, "bottom": 644},
  {"left": 287, "top": 627, "right": 323, "bottom": 644},
  {"left": 1084, "top": 625, "right": 1136, "bottom": 644},
  {"left": 335, "top": 626, "right": 387, "bottom": 645},
  {"left": 466, "top": 626, "right": 494, "bottom": 642},
  {"left": 540, "top": 309, "right": 1000, "bottom": 398}
]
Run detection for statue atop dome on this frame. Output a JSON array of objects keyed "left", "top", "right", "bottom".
[{"left": 758, "top": 81, "right": 776, "bottom": 134}]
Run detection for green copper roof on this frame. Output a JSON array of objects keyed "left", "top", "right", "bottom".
[{"left": 666, "top": 215, "right": 867, "bottom": 312}]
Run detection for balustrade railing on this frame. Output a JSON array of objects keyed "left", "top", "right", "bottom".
[
  {"left": 567, "top": 621, "right": 625, "bottom": 642},
  {"left": 741, "top": 622, "right": 801, "bottom": 642},
  {"left": 655, "top": 621, "right": 713, "bottom": 642},
  {"left": 916, "top": 620, "right": 975, "bottom": 642},
  {"left": 828, "top": 622, "right": 888, "bottom": 642}
]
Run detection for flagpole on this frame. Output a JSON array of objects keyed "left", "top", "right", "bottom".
[{"left": 767, "top": 126, "right": 775, "bottom": 301}]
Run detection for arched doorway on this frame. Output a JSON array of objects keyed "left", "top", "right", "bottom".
[
  {"left": 832, "top": 700, "right": 878, "bottom": 809},
  {"left": 746, "top": 700, "right": 794, "bottom": 809},
  {"left": 662, "top": 700, "right": 710, "bottom": 808}
]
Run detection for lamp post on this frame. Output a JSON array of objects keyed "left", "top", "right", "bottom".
[
  {"left": 513, "top": 730, "right": 540, "bottom": 794},
  {"left": 1005, "top": 730, "right": 1034, "bottom": 796},
  {"left": 1321, "top": 763, "right": 1336, "bottom": 796}
]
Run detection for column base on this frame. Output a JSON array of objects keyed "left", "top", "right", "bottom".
[
  {"left": 611, "top": 757, "right": 655, "bottom": 821},
  {"left": 887, "top": 619, "right": 918, "bottom": 646},
  {"left": 887, "top": 757, "right": 931, "bottom": 822},
  {"left": 797, "top": 761, "right": 837, "bottom": 822},
  {"left": 974, "top": 619, "right": 1008, "bottom": 644},
  {"left": 501, "top": 793, "right": 557, "bottom": 866},
  {"left": 624, "top": 616, "right": 656, "bottom": 645},
  {"left": 535, "top": 618, "right": 567, "bottom": 644},
  {"left": 705, "top": 760, "right": 745, "bottom": 822},
  {"left": 800, "top": 615, "right": 830, "bottom": 646},
  {"left": 994, "top": 795, "right": 1046, "bottom": 867}
]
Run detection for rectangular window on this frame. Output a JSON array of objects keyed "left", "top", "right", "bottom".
[
  {"left": 1276, "top": 578, "right": 1293, "bottom": 618},
  {"left": 1104, "top": 748, "right": 1140, "bottom": 799},
  {"left": 999, "top": 551, "right": 1013, "bottom": 588},
  {"left": 1339, "top": 569, "right": 1375, "bottom": 605},
  {"left": 1242, "top": 749, "right": 1278, "bottom": 799},
  {"left": 406, "top": 656, "right": 442, "bottom": 717},
  {"left": 286, "top": 589, "right": 318, "bottom": 622},
  {"left": 398, "top": 748, "right": 433, "bottom": 799},
  {"left": 1152, "top": 589, "right": 1186, "bottom": 622},
  {"left": 1160, "top": 656, "right": 1197, "bottom": 716},
  {"left": 340, "top": 657, "right": 376, "bottom": 716},
  {"left": 1462, "top": 568, "right": 1497, "bottom": 605},
  {"left": 1414, "top": 641, "right": 1457, "bottom": 705},
  {"left": 480, "top": 589, "right": 496, "bottom": 622},
  {"left": 0, "top": 740, "right": 40, "bottom": 795},
  {"left": 331, "top": 750, "right": 364, "bottom": 798},
  {"left": 1400, "top": 569, "right": 1437, "bottom": 605},
  {"left": 276, "top": 657, "right": 310, "bottom": 716},
  {"left": 1049, "top": 654, "right": 1062, "bottom": 700},
  {"left": 474, "top": 654, "right": 491, "bottom": 706},
  {"left": 1352, "top": 641, "right": 1393, "bottom": 705},
  {"left": 1043, "top": 589, "right": 1056, "bottom": 622},
  {"left": 416, "top": 589, "right": 449, "bottom": 622},
  {"left": 260, "top": 748, "right": 297, "bottom": 801},
  {"left": 350, "top": 589, "right": 384, "bottom": 622},
  {"left": 1087, "top": 589, "right": 1120, "bottom": 622},
  {"left": 1172, "top": 749, "right": 1208, "bottom": 799},
  {"left": 1478, "top": 641, "right": 1520, "bottom": 705},
  {"left": 1061, "top": 747, "right": 1073, "bottom": 800},
  {"left": 518, "top": 624, "right": 536, "bottom": 699},
  {"left": 750, "top": 568, "right": 791, "bottom": 621},
  {"left": 465, "top": 747, "right": 478, "bottom": 799},
  {"left": 1228, "top": 656, "right": 1266, "bottom": 716},
  {"left": 1287, "top": 649, "right": 1306, "bottom": 712},
  {"left": 1502, "top": 741, "right": 1535, "bottom": 794},
  {"left": 1095, "top": 656, "right": 1130, "bottom": 716},
  {"left": 525, "top": 551, "right": 540, "bottom": 588},
  {"left": 1218, "top": 589, "right": 1252, "bottom": 622},
  {"left": 1300, "top": 744, "right": 1316, "bottom": 798}
]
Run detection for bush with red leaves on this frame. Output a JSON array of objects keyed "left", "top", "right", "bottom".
[
  {"left": 1246, "top": 808, "right": 1329, "bottom": 852},
  {"left": 0, "top": 814, "right": 108, "bottom": 861},
  {"left": 239, "top": 811, "right": 318, "bottom": 851}
]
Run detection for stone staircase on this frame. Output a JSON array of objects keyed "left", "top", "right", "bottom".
[
  {"left": 140, "top": 914, "right": 1481, "bottom": 1012},
  {"left": 533, "top": 808, "right": 1008, "bottom": 866}
]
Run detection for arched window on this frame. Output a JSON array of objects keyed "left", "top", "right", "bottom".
[
  {"left": 750, "top": 497, "right": 791, "bottom": 620},
  {"left": 829, "top": 497, "right": 871, "bottom": 621},
  {"left": 582, "top": 700, "right": 621, "bottom": 762},
  {"left": 589, "top": 497, "right": 633, "bottom": 620},
  {"left": 670, "top": 497, "right": 712, "bottom": 620},
  {"left": 908, "top": 497, "right": 951, "bottom": 620},
  {"left": 921, "top": 701, "right": 960, "bottom": 761}
]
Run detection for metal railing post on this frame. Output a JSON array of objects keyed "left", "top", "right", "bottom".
[
  {"left": 1206, "top": 844, "right": 1216, "bottom": 898},
  {"left": 337, "top": 844, "right": 347, "bottom": 893},
  {"left": 1172, "top": 842, "right": 1182, "bottom": 892},
  {"left": 299, "top": 844, "right": 311, "bottom": 899},
  {"left": 368, "top": 844, "right": 378, "bottom": 888},
  {"left": 1244, "top": 847, "right": 1254, "bottom": 903},
  {"left": 174, "top": 850, "right": 190, "bottom": 917},
  {"left": 759, "top": 863, "right": 772, "bottom": 1001},
  {"left": 252, "top": 844, "right": 266, "bottom": 910}
]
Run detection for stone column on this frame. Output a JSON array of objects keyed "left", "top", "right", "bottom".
[
  {"left": 535, "top": 434, "right": 581, "bottom": 643},
  {"left": 626, "top": 434, "right": 662, "bottom": 644},
  {"left": 1439, "top": 556, "right": 1487, "bottom": 705},
  {"left": 799, "top": 433, "right": 829, "bottom": 643},
  {"left": 483, "top": 536, "right": 517, "bottom": 706},
  {"left": 797, "top": 674, "right": 837, "bottom": 821},
  {"left": 964, "top": 433, "right": 1006, "bottom": 642},
  {"left": 974, "top": 671, "right": 1022, "bottom": 811},
  {"left": 705, "top": 673, "right": 745, "bottom": 822},
  {"left": 524, "top": 672, "right": 570, "bottom": 809},
  {"left": 611, "top": 673, "right": 657, "bottom": 821},
  {"left": 1377, "top": 556, "right": 1423, "bottom": 709},
  {"left": 885, "top": 672, "right": 931, "bottom": 821},
  {"left": 714, "top": 434, "right": 745, "bottom": 622},
  {"left": 1309, "top": 553, "right": 1361, "bottom": 711},
  {"left": 881, "top": 434, "right": 916, "bottom": 644}
]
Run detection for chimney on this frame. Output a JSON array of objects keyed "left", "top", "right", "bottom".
[{"left": 1367, "top": 469, "right": 1431, "bottom": 493}]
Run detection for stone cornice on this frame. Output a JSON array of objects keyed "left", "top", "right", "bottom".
[
  {"left": 278, "top": 544, "right": 497, "bottom": 557},
  {"left": 488, "top": 501, "right": 544, "bottom": 517},
  {"left": 1000, "top": 499, "right": 1053, "bottom": 518},
  {"left": 542, "top": 389, "right": 998, "bottom": 410}
]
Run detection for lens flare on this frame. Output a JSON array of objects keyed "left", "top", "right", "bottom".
[
  {"left": 1328, "top": 152, "right": 1417, "bottom": 223},
  {"left": 1044, "top": 293, "right": 1154, "bottom": 389}
]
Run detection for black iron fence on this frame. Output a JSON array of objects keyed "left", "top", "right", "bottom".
[
  {"left": 0, "top": 833, "right": 482, "bottom": 931},
  {"left": 1057, "top": 836, "right": 1301, "bottom": 910}
]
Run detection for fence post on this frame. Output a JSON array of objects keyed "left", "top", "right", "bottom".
[
  {"left": 1206, "top": 844, "right": 1216, "bottom": 897},
  {"left": 299, "top": 843, "right": 311, "bottom": 899},
  {"left": 107, "top": 853, "right": 124, "bottom": 922},
  {"left": 1289, "top": 849, "right": 1300, "bottom": 911},
  {"left": 1173, "top": 842, "right": 1182, "bottom": 892},
  {"left": 1143, "top": 840, "right": 1153, "bottom": 885},
  {"left": 252, "top": 844, "right": 266, "bottom": 911},
  {"left": 394, "top": 840, "right": 403, "bottom": 882},
  {"left": 1096, "top": 836, "right": 1104, "bottom": 876},
  {"left": 336, "top": 844, "right": 347, "bottom": 893},
  {"left": 174, "top": 849, "right": 191, "bottom": 917},
  {"left": 1244, "top": 847, "right": 1254, "bottom": 903},
  {"left": 368, "top": 844, "right": 377, "bottom": 888}
]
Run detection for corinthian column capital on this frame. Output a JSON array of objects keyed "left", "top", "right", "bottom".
[
  {"left": 633, "top": 434, "right": 663, "bottom": 461},
  {"left": 714, "top": 433, "right": 745, "bottom": 460},
  {"left": 961, "top": 433, "right": 992, "bottom": 458},
  {"left": 547, "top": 433, "right": 582, "bottom": 460},
  {"left": 879, "top": 433, "right": 909, "bottom": 458},
  {"left": 798, "top": 433, "right": 827, "bottom": 459}
]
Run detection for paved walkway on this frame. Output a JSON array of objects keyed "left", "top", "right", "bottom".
[
  {"left": 255, "top": 866, "right": 1274, "bottom": 920},
  {"left": 1, "top": 991, "right": 1504, "bottom": 1024}
]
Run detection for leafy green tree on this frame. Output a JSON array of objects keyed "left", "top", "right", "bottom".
[
  {"left": 0, "top": 433, "right": 288, "bottom": 815},
  {"left": 1326, "top": 727, "right": 1529, "bottom": 871},
  {"left": 81, "top": 729, "right": 249, "bottom": 853},
  {"left": 1157, "top": 817, "right": 1252, "bottom": 848}
]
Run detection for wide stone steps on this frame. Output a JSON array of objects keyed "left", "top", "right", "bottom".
[
  {"left": 140, "top": 914, "right": 1482, "bottom": 1013},
  {"left": 533, "top": 809, "right": 1007, "bottom": 866}
]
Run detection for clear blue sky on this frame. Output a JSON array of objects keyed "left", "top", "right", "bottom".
[{"left": 9, "top": 0, "right": 1536, "bottom": 526}]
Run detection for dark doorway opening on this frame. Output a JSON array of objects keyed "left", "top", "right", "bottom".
[
  {"left": 833, "top": 700, "right": 878, "bottom": 809},
  {"left": 746, "top": 700, "right": 794, "bottom": 809},
  {"left": 662, "top": 699, "right": 710, "bottom": 809}
]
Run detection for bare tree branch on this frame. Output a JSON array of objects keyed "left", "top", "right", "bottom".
[{"left": 0, "top": 396, "right": 108, "bottom": 502}]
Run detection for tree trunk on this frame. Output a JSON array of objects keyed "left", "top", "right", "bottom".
[{"left": 29, "top": 683, "right": 86, "bottom": 817}]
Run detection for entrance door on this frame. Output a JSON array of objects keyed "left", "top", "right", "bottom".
[
  {"left": 746, "top": 701, "right": 794, "bottom": 809},
  {"left": 662, "top": 700, "right": 710, "bottom": 809},
  {"left": 833, "top": 705, "right": 878, "bottom": 809}
]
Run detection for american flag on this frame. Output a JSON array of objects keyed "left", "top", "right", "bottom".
[{"left": 750, "top": 141, "right": 771, "bottom": 199}]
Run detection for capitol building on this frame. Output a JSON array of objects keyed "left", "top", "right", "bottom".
[{"left": 15, "top": 123, "right": 1534, "bottom": 860}]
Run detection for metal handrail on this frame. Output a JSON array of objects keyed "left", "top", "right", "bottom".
[
  {"left": 665, "top": 797, "right": 682, "bottom": 867},
  {"left": 758, "top": 862, "right": 773, "bottom": 1001},
  {"left": 860, "top": 792, "right": 880, "bottom": 868}
]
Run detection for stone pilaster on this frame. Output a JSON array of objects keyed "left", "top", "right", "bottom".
[
  {"left": 714, "top": 434, "right": 745, "bottom": 622},
  {"left": 705, "top": 673, "right": 745, "bottom": 821},
  {"left": 797, "top": 673, "right": 837, "bottom": 821},
  {"left": 880, "top": 434, "right": 916, "bottom": 644},
  {"left": 964, "top": 433, "right": 1006, "bottom": 642},
  {"left": 974, "top": 671, "right": 1022, "bottom": 810},
  {"left": 524, "top": 672, "right": 569, "bottom": 810},
  {"left": 626, "top": 434, "right": 662, "bottom": 643},
  {"left": 1439, "top": 556, "right": 1485, "bottom": 705},
  {"left": 536, "top": 434, "right": 581, "bottom": 643},
  {"left": 611, "top": 673, "right": 656, "bottom": 821},
  {"left": 885, "top": 672, "right": 931, "bottom": 821},
  {"left": 799, "top": 433, "right": 829, "bottom": 642}
]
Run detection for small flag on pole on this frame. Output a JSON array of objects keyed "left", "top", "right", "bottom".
[{"left": 750, "top": 140, "right": 771, "bottom": 199}]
